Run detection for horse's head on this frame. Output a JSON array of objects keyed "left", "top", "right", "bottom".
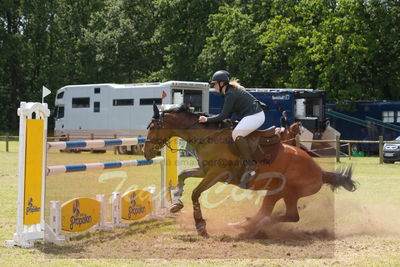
[
  {"left": 143, "top": 104, "right": 167, "bottom": 159},
  {"left": 289, "top": 122, "right": 302, "bottom": 136},
  {"left": 144, "top": 104, "right": 199, "bottom": 160}
]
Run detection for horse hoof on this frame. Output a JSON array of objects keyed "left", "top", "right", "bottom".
[
  {"left": 196, "top": 226, "right": 209, "bottom": 238},
  {"left": 254, "top": 216, "right": 272, "bottom": 232},
  {"left": 198, "top": 229, "right": 209, "bottom": 238},
  {"left": 169, "top": 202, "right": 184, "bottom": 213},
  {"left": 227, "top": 218, "right": 250, "bottom": 229},
  {"left": 238, "top": 230, "right": 256, "bottom": 239},
  {"left": 195, "top": 219, "right": 209, "bottom": 237}
]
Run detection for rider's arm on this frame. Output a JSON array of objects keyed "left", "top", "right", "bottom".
[{"left": 206, "top": 93, "right": 235, "bottom": 123}]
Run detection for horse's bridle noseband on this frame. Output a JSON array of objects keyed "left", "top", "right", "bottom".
[
  {"left": 146, "top": 114, "right": 168, "bottom": 150},
  {"left": 146, "top": 113, "right": 187, "bottom": 153}
]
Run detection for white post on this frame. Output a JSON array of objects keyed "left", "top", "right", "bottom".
[
  {"left": 44, "top": 201, "right": 68, "bottom": 243},
  {"left": 94, "top": 194, "right": 113, "bottom": 231},
  {"left": 41, "top": 106, "right": 49, "bottom": 240},
  {"left": 160, "top": 147, "right": 167, "bottom": 212},
  {"left": 6, "top": 102, "right": 50, "bottom": 248},
  {"left": 49, "top": 201, "right": 61, "bottom": 236},
  {"left": 147, "top": 186, "right": 163, "bottom": 220},
  {"left": 111, "top": 192, "right": 128, "bottom": 228}
]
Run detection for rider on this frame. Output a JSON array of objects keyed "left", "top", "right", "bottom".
[
  {"left": 280, "top": 110, "right": 289, "bottom": 133},
  {"left": 198, "top": 70, "right": 266, "bottom": 185}
]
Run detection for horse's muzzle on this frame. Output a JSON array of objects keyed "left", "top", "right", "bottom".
[{"left": 143, "top": 147, "right": 158, "bottom": 160}]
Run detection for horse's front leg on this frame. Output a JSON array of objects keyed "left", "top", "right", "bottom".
[
  {"left": 170, "top": 167, "right": 205, "bottom": 213},
  {"left": 191, "top": 170, "right": 229, "bottom": 237}
]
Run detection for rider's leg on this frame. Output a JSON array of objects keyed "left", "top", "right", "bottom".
[
  {"left": 232, "top": 111, "right": 265, "bottom": 186},
  {"left": 234, "top": 136, "right": 257, "bottom": 172}
]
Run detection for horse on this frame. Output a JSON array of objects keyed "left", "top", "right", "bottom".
[
  {"left": 280, "top": 122, "right": 302, "bottom": 146},
  {"left": 144, "top": 104, "right": 357, "bottom": 237},
  {"left": 169, "top": 121, "right": 303, "bottom": 214}
]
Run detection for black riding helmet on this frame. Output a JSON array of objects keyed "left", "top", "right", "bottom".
[{"left": 210, "top": 70, "right": 230, "bottom": 90}]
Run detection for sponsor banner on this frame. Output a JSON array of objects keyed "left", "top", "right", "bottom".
[
  {"left": 61, "top": 198, "right": 100, "bottom": 232},
  {"left": 23, "top": 119, "right": 44, "bottom": 225},
  {"left": 272, "top": 94, "right": 290, "bottom": 100},
  {"left": 121, "top": 190, "right": 152, "bottom": 221}
]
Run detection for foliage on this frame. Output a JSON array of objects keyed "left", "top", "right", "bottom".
[{"left": 1, "top": 0, "right": 399, "bottom": 130}]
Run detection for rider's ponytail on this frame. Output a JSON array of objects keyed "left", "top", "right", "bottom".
[{"left": 229, "top": 80, "right": 244, "bottom": 90}]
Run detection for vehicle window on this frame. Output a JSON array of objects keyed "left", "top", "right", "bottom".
[
  {"left": 94, "top": 102, "right": 100, "bottom": 112},
  {"left": 140, "top": 98, "right": 162, "bottom": 105},
  {"left": 57, "top": 107, "right": 64, "bottom": 118},
  {"left": 57, "top": 92, "right": 64, "bottom": 99},
  {"left": 382, "top": 111, "right": 395, "bottom": 123},
  {"left": 113, "top": 99, "right": 134, "bottom": 106},
  {"left": 72, "top": 98, "right": 90, "bottom": 108}
]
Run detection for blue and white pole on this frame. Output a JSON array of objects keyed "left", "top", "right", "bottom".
[
  {"left": 47, "top": 137, "right": 146, "bottom": 151},
  {"left": 46, "top": 157, "right": 164, "bottom": 176}
]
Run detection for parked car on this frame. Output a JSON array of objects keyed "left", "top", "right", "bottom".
[{"left": 383, "top": 136, "right": 400, "bottom": 164}]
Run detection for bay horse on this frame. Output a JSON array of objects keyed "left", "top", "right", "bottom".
[
  {"left": 170, "top": 121, "right": 303, "bottom": 214},
  {"left": 144, "top": 104, "right": 356, "bottom": 237}
]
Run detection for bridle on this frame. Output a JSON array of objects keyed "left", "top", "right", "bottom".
[
  {"left": 145, "top": 114, "right": 170, "bottom": 151},
  {"left": 145, "top": 112, "right": 199, "bottom": 153}
]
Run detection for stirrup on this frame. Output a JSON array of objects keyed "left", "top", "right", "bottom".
[
  {"left": 244, "top": 160, "right": 258, "bottom": 173},
  {"left": 239, "top": 170, "right": 256, "bottom": 188}
]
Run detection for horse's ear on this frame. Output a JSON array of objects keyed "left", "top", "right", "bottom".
[{"left": 153, "top": 103, "right": 160, "bottom": 119}]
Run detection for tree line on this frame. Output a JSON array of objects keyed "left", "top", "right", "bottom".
[{"left": 1, "top": 0, "right": 399, "bottom": 130}]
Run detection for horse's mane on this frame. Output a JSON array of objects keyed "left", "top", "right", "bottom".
[
  {"left": 162, "top": 104, "right": 203, "bottom": 115},
  {"left": 162, "top": 104, "right": 211, "bottom": 117},
  {"left": 162, "top": 104, "right": 232, "bottom": 129}
]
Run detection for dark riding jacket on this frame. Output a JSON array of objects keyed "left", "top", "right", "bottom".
[{"left": 207, "top": 86, "right": 263, "bottom": 123}]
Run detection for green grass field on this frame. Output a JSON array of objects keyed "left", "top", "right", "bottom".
[{"left": 0, "top": 141, "right": 399, "bottom": 266}]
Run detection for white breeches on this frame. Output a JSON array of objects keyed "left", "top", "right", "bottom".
[{"left": 232, "top": 111, "right": 265, "bottom": 140}]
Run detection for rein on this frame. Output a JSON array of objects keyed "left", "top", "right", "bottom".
[
  {"left": 147, "top": 113, "right": 232, "bottom": 153},
  {"left": 167, "top": 121, "right": 232, "bottom": 153}
]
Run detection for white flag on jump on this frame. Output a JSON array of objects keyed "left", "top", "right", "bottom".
[{"left": 42, "top": 86, "right": 51, "bottom": 102}]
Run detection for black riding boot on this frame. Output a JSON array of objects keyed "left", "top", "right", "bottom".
[{"left": 234, "top": 136, "right": 257, "bottom": 187}]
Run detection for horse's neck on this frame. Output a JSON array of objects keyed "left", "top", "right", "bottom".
[{"left": 174, "top": 126, "right": 232, "bottom": 147}]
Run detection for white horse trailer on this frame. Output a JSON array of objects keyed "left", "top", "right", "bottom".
[{"left": 54, "top": 81, "right": 209, "bottom": 153}]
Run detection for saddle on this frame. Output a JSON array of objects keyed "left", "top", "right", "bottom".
[
  {"left": 219, "top": 120, "right": 281, "bottom": 165},
  {"left": 246, "top": 127, "right": 281, "bottom": 165}
]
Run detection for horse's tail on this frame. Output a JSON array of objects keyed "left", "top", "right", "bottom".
[{"left": 322, "top": 165, "right": 357, "bottom": 192}]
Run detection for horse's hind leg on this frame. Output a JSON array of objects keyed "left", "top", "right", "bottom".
[
  {"left": 170, "top": 167, "right": 205, "bottom": 213},
  {"left": 248, "top": 194, "right": 300, "bottom": 236},
  {"left": 238, "top": 194, "right": 300, "bottom": 238},
  {"left": 275, "top": 194, "right": 300, "bottom": 222},
  {"left": 232, "top": 194, "right": 281, "bottom": 231}
]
